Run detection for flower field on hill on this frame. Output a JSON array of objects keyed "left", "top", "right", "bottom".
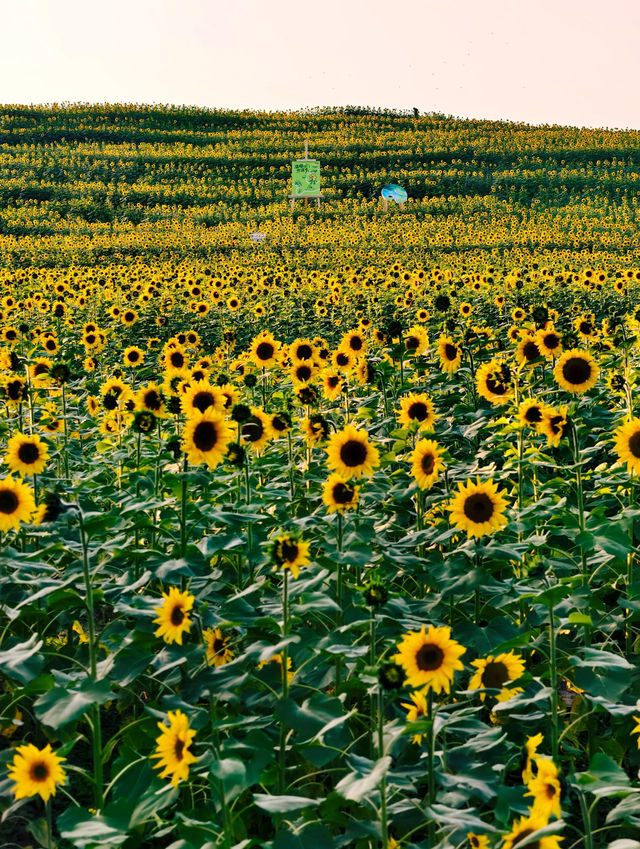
[{"left": 0, "top": 106, "right": 640, "bottom": 849}]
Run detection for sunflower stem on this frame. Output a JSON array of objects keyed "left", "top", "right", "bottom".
[
  {"left": 287, "top": 429, "right": 295, "bottom": 500},
  {"left": 279, "top": 567, "right": 289, "bottom": 794},
  {"left": 377, "top": 685, "right": 388, "bottom": 849},
  {"left": 627, "top": 474, "right": 635, "bottom": 655},
  {"left": 244, "top": 451, "right": 254, "bottom": 584},
  {"left": 548, "top": 597, "right": 559, "bottom": 764},
  {"left": 427, "top": 687, "right": 436, "bottom": 844},
  {"left": 180, "top": 456, "right": 188, "bottom": 559},
  {"left": 77, "top": 506, "right": 103, "bottom": 810},
  {"left": 62, "top": 383, "right": 70, "bottom": 483},
  {"left": 570, "top": 421, "right": 588, "bottom": 589},
  {"left": 578, "top": 789, "right": 594, "bottom": 849},
  {"left": 335, "top": 512, "right": 344, "bottom": 691},
  {"left": 210, "top": 699, "right": 232, "bottom": 849},
  {"left": 45, "top": 796, "right": 53, "bottom": 849}
]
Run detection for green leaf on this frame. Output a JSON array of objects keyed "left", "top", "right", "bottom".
[
  {"left": 34, "top": 679, "right": 113, "bottom": 729},
  {"left": 210, "top": 758, "right": 248, "bottom": 804},
  {"left": 253, "top": 794, "right": 322, "bottom": 813},
  {"left": 0, "top": 635, "right": 44, "bottom": 684},
  {"left": 335, "top": 756, "right": 391, "bottom": 802}
]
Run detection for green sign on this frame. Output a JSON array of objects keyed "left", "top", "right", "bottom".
[{"left": 292, "top": 159, "right": 321, "bottom": 197}]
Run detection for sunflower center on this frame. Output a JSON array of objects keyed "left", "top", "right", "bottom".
[
  {"left": 511, "top": 830, "right": 538, "bottom": 849},
  {"left": 444, "top": 343, "right": 458, "bottom": 360},
  {"left": 350, "top": 336, "right": 363, "bottom": 351},
  {"left": 481, "top": 661, "right": 509, "bottom": 689},
  {"left": 296, "top": 344, "right": 313, "bottom": 359},
  {"left": 0, "top": 489, "right": 19, "bottom": 514},
  {"left": 256, "top": 341, "right": 274, "bottom": 360},
  {"left": 280, "top": 539, "right": 299, "bottom": 562},
  {"left": 7, "top": 380, "right": 23, "bottom": 400},
  {"left": 562, "top": 356, "right": 591, "bottom": 385},
  {"left": 296, "top": 365, "right": 312, "bottom": 381},
  {"left": 579, "top": 321, "right": 592, "bottom": 334},
  {"left": 242, "top": 417, "right": 264, "bottom": 442},
  {"left": 340, "top": 439, "right": 367, "bottom": 467},
  {"left": 550, "top": 415, "right": 566, "bottom": 436},
  {"left": 336, "top": 352, "right": 349, "bottom": 366},
  {"left": 406, "top": 335, "right": 419, "bottom": 350},
  {"left": 416, "top": 643, "right": 444, "bottom": 671},
  {"left": 30, "top": 761, "right": 49, "bottom": 782},
  {"left": 523, "top": 341, "right": 539, "bottom": 361},
  {"left": 333, "top": 482, "right": 354, "bottom": 504},
  {"left": 544, "top": 333, "right": 559, "bottom": 349},
  {"left": 212, "top": 638, "right": 225, "bottom": 655},
  {"left": 408, "top": 402, "right": 428, "bottom": 421},
  {"left": 144, "top": 390, "right": 162, "bottom": 410},
  {"left": 328, "top": 375, "right": 340, "bottom": 388},
  {"left": 174, "top": 738, "right": 185, "bottom": 761},
  {"left": 170, "top": 605, "right": 185, "bottom": 626},
  {"left": 421, "top": 452, "right": 435, "bottom": 474},
  {"left": 17, "top": 442, "right": 40, "bottom": 464},
  {"left": 103, "top": 394, "right": 118, "bottom": 411},
  {"left": 171, "top": 352, "right": 184, "bottom": 368},
  {"left": 524, "top": 405, "right": 543, "bottom": 423},
  {"left": 193, "top": 421, "right": 218, "bottom": 451},
  {"left": 193, "top": 391, "right": 215, "bottom": 413},
  {"left": 463, "top": 493, "right": 494, "bottom": 523},
  {"left": 486, "top": 375, "right": 507, "bottom": 395},
  {"left": 545, "top": 781, "right": 557, "bottom": 799},
  {"left": 628, "top": 431, "right": 640, "bottom": 458}
]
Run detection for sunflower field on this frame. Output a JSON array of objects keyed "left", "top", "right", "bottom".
[{"left": 2, "top": 105, "right": 640, "bottom": 849}]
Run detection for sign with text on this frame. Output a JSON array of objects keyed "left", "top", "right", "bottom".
[{"left": 292, "top": 159, "right": 321, "bottom": 197}]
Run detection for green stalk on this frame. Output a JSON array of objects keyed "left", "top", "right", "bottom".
[
  {"left": 548, "top": 597, "right": 559, "bottom": 764},
  {"left": 335, "top": 512, "right": 344, "bottom": 691},
  {"left": 287, "top": 429, "right": 295, "bottom": 500},
  {"left": 62, "top": 383, "right": 70, "bottom": 483},
  {"left": 210, "top": 699, "right": 232, "bottom": 849},
  {"left": 427, "top": 688, "right": 436, "bottom": 844},
  {"left": 627, "top": 475, "right": 635, "bottom": 654},
  {"left": 278, "top": 567, "right": 289, "bottom": 794},
  {"left": 377, "top": 686, "right": 388, "bottom": 849},
  {"left": 244, "top": 450, "right": 254, "bottom": 584},
  {"left": 578, "top": 790, "right": 594, "bottom": 849},
  {"left": 570, "top": 422, "right": 588, "bottom": 586},
  {"left": 180, "top": 456, "right": 188, "bottom": 558},
  {"left": 77, "top": 507, "right": 103, "bottom": 810},
  {"left": 45, "top": 796, "right": 53, "bottom": 849}
]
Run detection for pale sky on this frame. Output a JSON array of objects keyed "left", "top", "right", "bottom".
[{"left": 2, "top": 0, "right": 640, "bottom": 129}]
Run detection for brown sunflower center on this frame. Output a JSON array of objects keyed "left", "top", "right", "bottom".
[
  {"left": 7, "top": 380, "right": 24, "bottom": 400},
  {"left": 550, "top": 415, "right": 566, "bottom": 436},
  {"left": 296, "top": 344, "right": 312, "bottom": 359},
  {"left": 328, "top": 375, "right": 340, "bottom": 388},
  {"left": 340, "top": 439, "right": 367, "bottom": 467},
  {"left": 512, "top": 830, "right": 538, "bottom": 849},
  {"left": 212, "top": 638, "right": 226, "bottom": 655},
  {"left": 406, "top": 335, "right": 419, "bottom": 350},
  {"left": 193, "top": 421, "right": 218, "bottom": 452},
  {"left": 0, "top": 489, "right": 19, "bottom": 514},
  {"left": 144, "top": 390, "right": 162, "bottom": 410},
  {"left": 17, "top": 442, "right": 40, "bottom": 465},
  {"left": 421, "top": 452, "right": 435, "bottom": 474},
  {"left": 192, "top": 391, "right": 215, "bottom": 413},
  {"left": 296, "top": 365, "right": 312, "bottom": 381},
  {"left": 350, "top": 336, "right": 363, "bottom": 351},
  {"left": 486, "top": 375, "right": 507, "bottom": 395},
  {"left": 30, "top": 761, "right": 49, "bottom": 782},
  {"left": 579, "top": 321, "right": 592, "bottom": 335},
  {"left": 562, "top": 356, "right": 591, "bottom": 385},
  {"left": 628, "top": 431, "right": 640, "bottom": 458},
  {"left": 280, "top": 539, "right": 299, "bottom": 562},
  {"left": 170, "top": 605, "right": 185, "bottom": 626},
  {"left": 543, "top": 333, "right": 560, "bottom": 349},
  {"left": 481, "top": 661, "right": 509, "bottom": 689},
  {"left": 444, "top": 343, "right": 458, "bottom": 361},
  {"left": 545, "top": 781, "right": 557, "bottom": 799},
  {"left": 416, "top": 643, "right": 444, "bottom": 671},
  {"left": 524, "top": 405, "right": 543, "bottom": 423},
  {"left": 408, "top": 401, "right": 428, "bottom": 421},
  {"left": 256, "top": 341, "right": 274, "bottom": 361},
  {"left": 336, "top": 352, "right": 349, "bottom": 366},
  {"left": 170, "top": 352, "right": 185, "bottom": 368},
  {"left": 333, "top": 482, "right": 354, "bottom": 504},
  {"left": 242, "top": 417, "right": 264, "bottom": 442},
  {"left": 128, "top": 350, "right": 140, "bottom": 362},
  {"left": 523, "top": 341, "right": 540, "bottom": 361},
  {"left": 463, "top": 493, "right": 495, "bottom": 523},
  {"left": 174, "top": 738, "right": 185, "bottom": 761}
]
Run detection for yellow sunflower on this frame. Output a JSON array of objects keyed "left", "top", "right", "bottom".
[
  {"left": 526, "top": 758, "right": 562, "bottom": 819},
  {"left": 321, "top": 368, "right": 344, "bottom": 401},
  {"left": 476, "top": 359, "right": 513, "bottom": 405},
  {"left": 8, "top": 743, "right": 66, "bottom": 802},
  {"left": 467, "top": 835, "right": 490, "bottom": 849},
  {"left": 181, "top": 410, "right": 233, "bottom": 468},
  {"left": 153, "top": 587, "right": 194, "bottom": 645},
  {"left": 522, "top": 733, "right": 544, "bottom": 783},
  {"left": 250, "top": 331, "right": 280, "bottom": 368},
  {"left": 554, "top": 349, "right": 598, "bottom": 394},
  {"left": 411, "top": 439, "right": 445, "bottom": 490},
  {"left": 271, "top": 533, "right": 310, "bottom": 579},
  {"left": 517, "top": 399, "right": 547, "bottom": 430},
  {"left": 401, "top": 690, "right": 428, "bottom": 744},
  {"left": 135, "top": 383, "right": 166, "bottom": 417},
  {"left": 0, "top": 476, "right": 36, "bottom": 532},
  {"left": 181, "top": 382, "right": 224, "bottom": 417},
  {"left": 397, "top": 393, "right": 437, "bottom": 431},
  {"left": 404, "top": 325, "right": 429, "bottom": 355},
  {"left": 613, "top": 418, "right": 640, "bottom": 474},
  {"left": 437, "top": 335, "right": 462, "bottom": 374},
  {"left": 240, "top": 407, "right": 274, "bottom": 453},
  {"left": 448, "top": 478, "right": 509, "bottom": 539},
  {"left": 394, "top": 625, "right": 466, "bottom": 693},
  {"left": 539, "top": 407, "right": 570, "bottom": 448},
  {"left": 203, "top": 627, "right": 234, "bottom": 667},
  {"left": 151, "top": 709, "right": 197, "bottom": 787},
  {"left": 516, "top": 336, "right": 542, "bottom": 366},
  {"left": 536, "top": 328, "right": 562, "bottom": 359},
  {"left": 501, "top": 811, "right": 561, "bottom": 849},
  {"left": 468, "top": 651, "right": 525, "bottom": 701},
  {"left": 5, "top": 433, "right": 49, "bottom": 476},
  {"left": 322, "top": 473, "right": 360, "bottom": 514},
  {"left": 326, "top": 424, "right": 380, "bottom": 480},
  {"left": 123, "top": 346, "right": 144, "bottom": 368}
]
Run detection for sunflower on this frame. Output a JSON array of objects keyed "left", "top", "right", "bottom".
[
  {"left": 468, "top": 651, "right": 525, "bottom": 701},
  {"left": 203, "top": 627, "right": 234, "bottom": 667},
  {"left": 398, "top": 393, "right": 437, "bottom": 431},
  {"left": 164, "top": 345, "right": 189, "bottom": 373},
  {"left": 290, "top": 338, "right": 316, "bottom": 363},
  {"left": 539, "top": 406, "right": 570, "bottom": 447},
  {"left": 271, "top": 533, "right": 310, "bottom": 579},
  {"left": 322, "top": 473, "right": 360, "bottom": 513},
  {"left": 123, "top": 346, "right": 144, "bottom": 368},
  {"left": 395, "top": 625, "right": 466, "bottom": 693},
  {"left": 321, "top": 368, "right": 344, "bottom": 401},
  {"left": 151, "top": 709, "right": 197, "bottom": 787},
  {"left": 0, "top": 476, "right": 36, "bottom": 532},
  {"left": 326, "top": 424, "right": 380, "bottom": 479},
  {"left": 401, "top": 690, "right": 428, "bottom": 744},
  {"left": 240, "top": 407, "right": 274, "bottom": 453},
  {"left": 467, "top": 835, "right": 490, "bottom": 849},
  {"left": 121, "top": 309, "right": 138, "bottom": 326},
  {"left": 302, "top": 414, "right": 330, "bottom": 446},
  {"left": 537, "top": 327, "right": 562, "bottom": 359},
  {"left": 411, "top": 439, "right": 445, "bottom": 490},
  {"left": 554, "top": 349, "right": 598, "bottom": 394},
  {"left": 8, "top": 743, "right": 66, "bottom": 802},
  {"left": 526, "top": 758, "right": 561, "bottom": 819},
  {"left": 517, "top": 399, "right": 547, "bottom": 430},
  {"left": 437, "top": 335, "right": 462, "bottom": 374},
  {"left": 270, "top": 411, "right": 292, "bottom": 437},
  {"left": 153, "top": 587, "right": 194, "bottom": 645},
  {"left": 516, "top": 336, "right": 542, "bottom": 366},
  {"left": 340, "top": 330, "right": 367, "bottom": 356},
  {"left": 181, "top": 410, "right": 233, "bottom": 468},
  {"left": 291, "top": 361, "right": 318, "bottom": 385},
  {"left": 250, "top": 331, "right": 280, "bottom": 368},
  {"left": 476, "top": 360, "right": 513, "bottom": 405},
  {"left": 181, "top": 383, "right": 224, "bottom": 417},
  {"left": 501, "top": 811, "right": 561, "bottom": 849},
  {"left": 404, "top": 325, "right": 429, "bottom": 355},
  {"left": 135, "top": 383, "right": 167, "bottom": 417},
  {"left": 522, "top": 733, "right": 544, "bottom": 783},
  {"left": 448, "top": 478, "right": 509, "bottom": 539},
  {"left": 2, "top": 376, "right": 26, "bottom": 404},
  {"left": 613, "top": 418, "right": 640, "bottom": 474},
  {"left": 6, "top": 433, "right": 49, "bottom": 476}
]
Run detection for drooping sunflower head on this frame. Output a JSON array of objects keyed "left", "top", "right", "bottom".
[
  {"left": 0, "top": 476, "right": 36, "bottom": 532},
  {"left": 411, "top": 439, "right": 445, "bottom": 491},
  {"left": 151, "top": 709, "right": 197, "bottom": 787},
  {"left": 437, "top": 334, "right": 462, "bottom": 373},
  {"left": 448, "top": 478, "right": 509, "bottom": 539},
  {"left": 517, "top": 398, "right": 547, "bottom": 430},
  {"left": 501, "top": 810, "right": 561, "bottom": 849},
  {"left": 539, "top": 406, "right": 570, "bottom": 447},
  {"left": 203, "top": 627, "right": 234, "bottom": 667}
]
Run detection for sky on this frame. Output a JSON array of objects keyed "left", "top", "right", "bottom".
[{"left": 2, "top": 0, "right": 640, "bottom": 129}]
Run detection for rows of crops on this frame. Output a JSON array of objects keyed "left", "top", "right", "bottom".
[{"left": 1, "top": 106, "right": 640, "bottom": 849}]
